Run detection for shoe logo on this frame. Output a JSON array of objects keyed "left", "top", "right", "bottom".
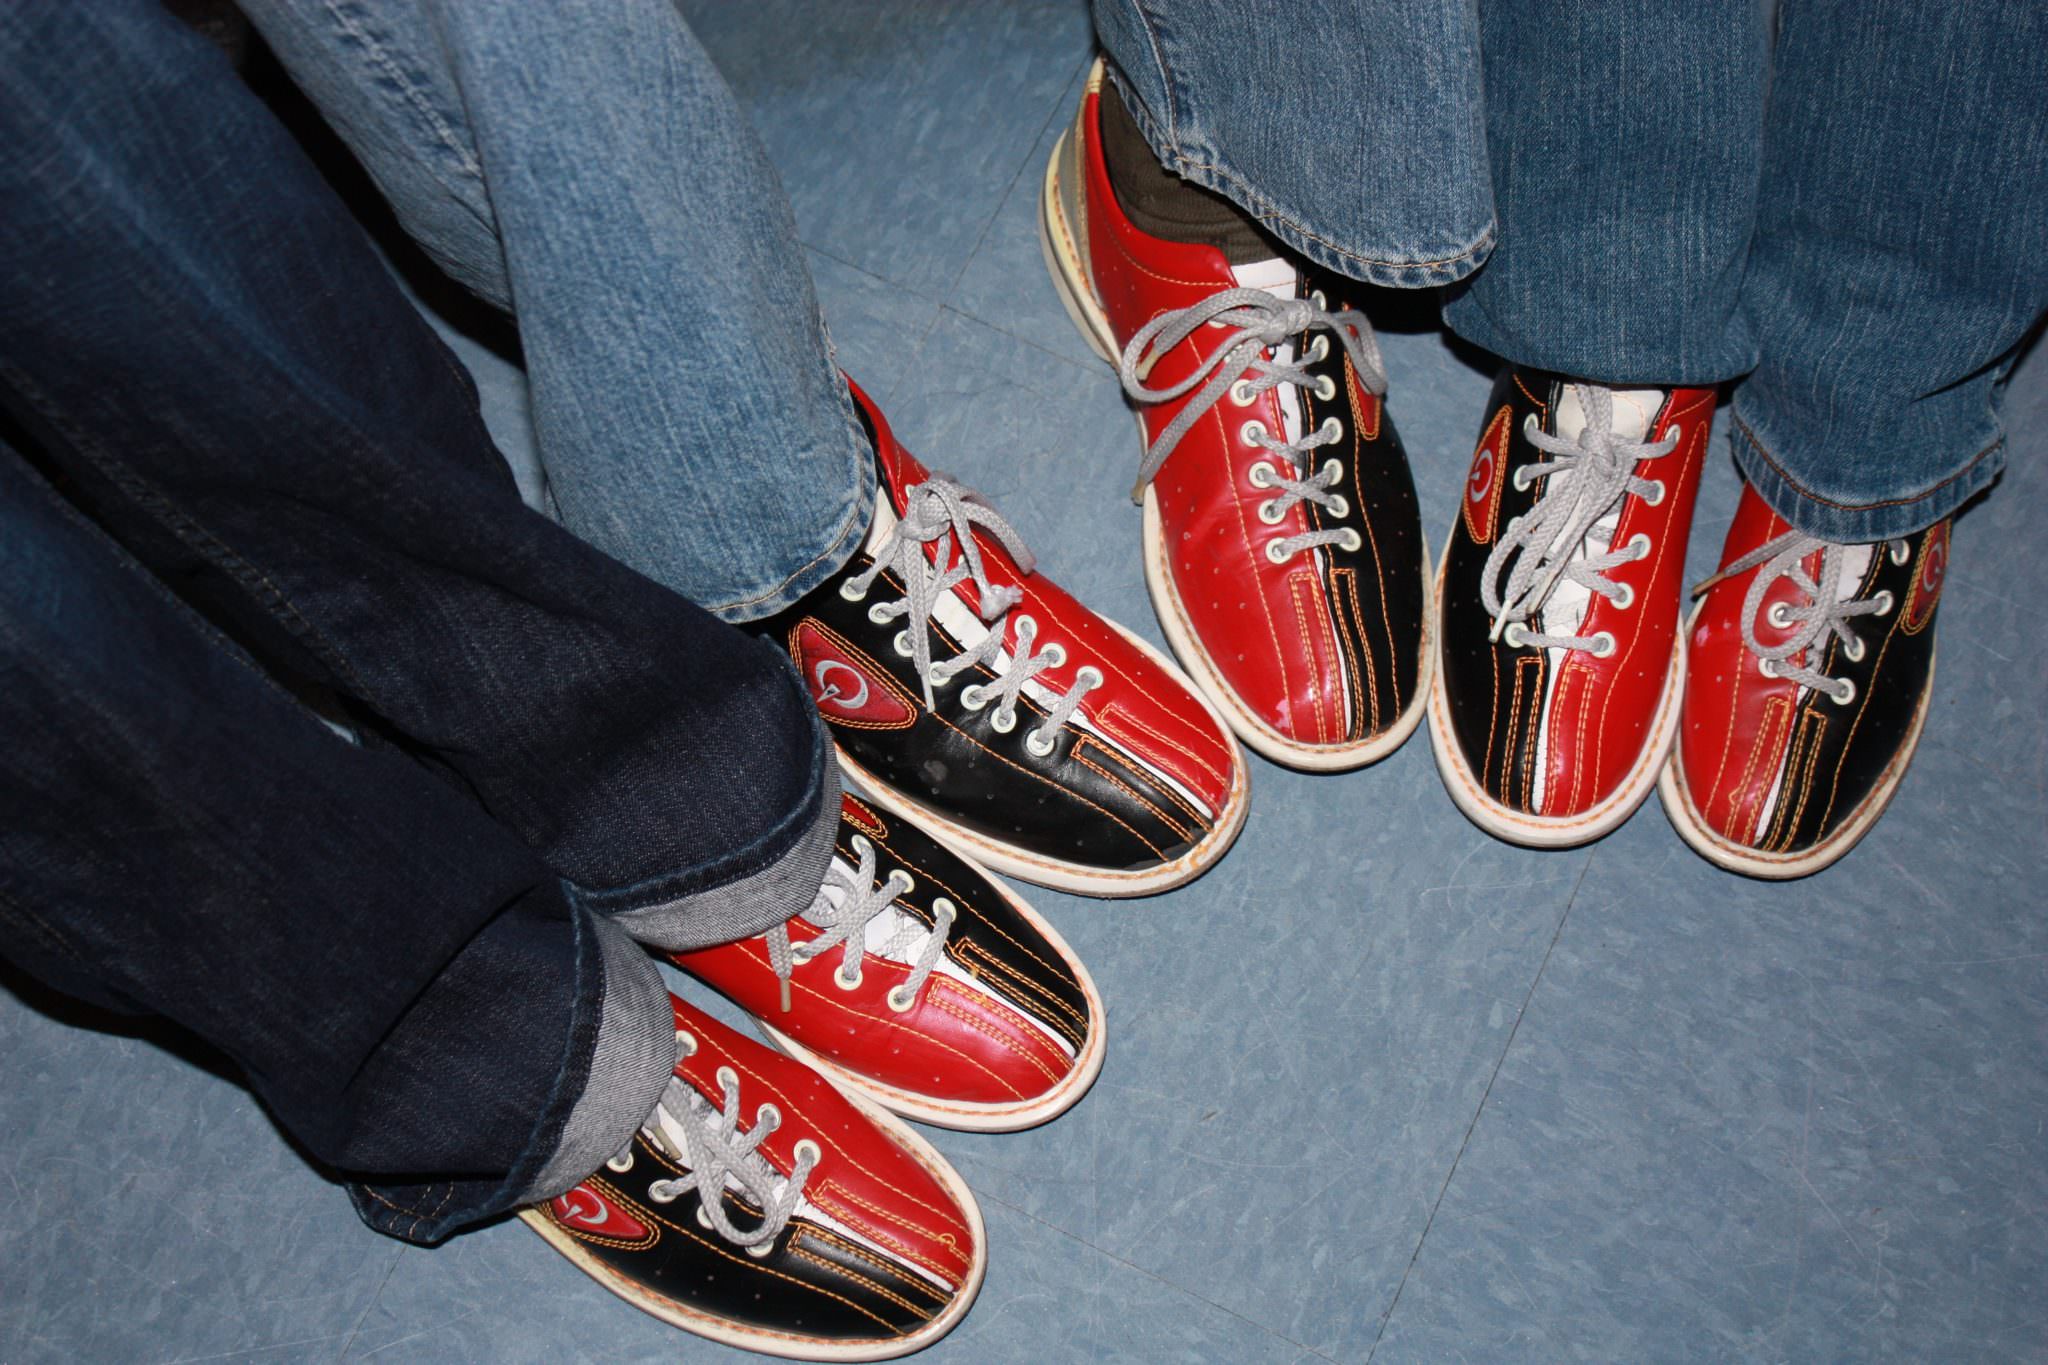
[
  {"left": 1902, "top": 521, "right": 1948, "bottom": 635},
  {"left": 551, "top": 1181, "right": 654, "bottom": 1245},
  {"left": 790, "top": 619, "right": 917, "bottom": 729},
  {"left": 1463, "top": 405, "right": 1514, "bottom": 545}
]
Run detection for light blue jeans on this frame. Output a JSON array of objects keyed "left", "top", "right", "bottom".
[
  {"left": 1094, "top": 0, "right": 2048, "bottom": 541},
  {"left": 239, "top": 0, "right": 873, "bottom": 622}
]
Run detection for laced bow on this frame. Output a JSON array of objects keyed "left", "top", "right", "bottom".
[
  {"left": 1702, "top": 533, "right": 1897, "bottom": 702},
  {"left": 1480, "top": 385, "right": 1678, "bottom": 650},
  {"left": 764, "top": 834, "right": 956, "bottom": 1013},
  {"left": 1116, "top": 288, "right": 1388, "bottom": 535},
  {"left": 845, "top": 475, "right": 1097, "bottom": 744},
  {"left": 628, "top": 1066, "right": 817, "bottom": 1249}
]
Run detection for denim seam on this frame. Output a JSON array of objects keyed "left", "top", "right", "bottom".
[
  {"left": 1100, "top": 63, "right": 1494, "bottom": 279},
  {"left": 1123, "top": 5, "right": 1181, "bottom": 142},
  {"left": 1730, "top": 408, "right": 2005, "bottom": 514},
  {"left": 0, "top": 365, "right": 378, "bottom": 702}
]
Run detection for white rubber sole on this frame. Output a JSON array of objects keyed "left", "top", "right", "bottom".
[
  {"left": 756, "top": 854, "right": 1107, "bottom": 1131},
  {"left": 1656, "top": 601, "right": 1938, "bottom": 879},
  {"left": 840, "top": 620, "right": 1250, "bottom": 898},
  {"left": 1424, "top": 544, "right": 1685, "bottom": 849},
  {"left": 1039, "top": 128, "right": 1434, "bottom": 773},
  {"left": 518, "top": 1082, "right": 987, "bottom": 1361}
]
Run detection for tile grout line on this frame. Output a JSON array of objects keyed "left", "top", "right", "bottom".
[
  {"left": 1363, "top": 851, "right": 1595, "bottom": 1362},
  {"left": 334, "top": 1243, "right": 406, "bottom": 1361},
  {"left": 967, "top": 1182, "right": 1341, "bottom": 1363}
]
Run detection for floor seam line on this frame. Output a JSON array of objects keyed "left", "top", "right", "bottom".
[
  {"left": 1364, "top": 851, "right": 1595, "bottom": 1361},
  {"left": 335, "top": 1243, "right": 406, "bottom": 1360},
  {"left": 967, "top": 1181, "right": 1340, "bottom": 1361}
]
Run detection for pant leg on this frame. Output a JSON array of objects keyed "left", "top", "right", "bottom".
[
  {"left": 1728, "top": 0, "right": 2048, "bottom": 542},
  {"left": 0, "top": 440, "right": 672, "bottom": 1244},
  {"left": 0, "top": 0, "right": 835, "bottom": 948},
  {"left": 1090, "top": 0, "right": 1495, "bottom": 288},
  {"left": 1439, "top": 0, "right": 1770, "bottom": 385},
  {"left": 238, "top": 0, "right": 873, "bottom": 622}
]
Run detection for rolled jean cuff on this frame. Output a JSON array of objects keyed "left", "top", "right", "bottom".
[
  {"left": 1098, "top": 62, "right": 1493, "bottom": 290},
  {"left": 702, "top": 375, "right": 875, "bottom": 625},
  {"left": 523, "top": 914, "right": 676, "bottom": 1202},
  {"left": 1727, "top": 408, "right": 2005, "bottom": 543},
  {"left": 597, "top": 731, "right": 840, "bottom": 952}
]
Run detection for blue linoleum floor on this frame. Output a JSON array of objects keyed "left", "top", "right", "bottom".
[{"left": 5, "top": 4, "right": 2045, "bottom": 1361}]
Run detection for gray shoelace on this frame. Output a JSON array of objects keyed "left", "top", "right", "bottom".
[
  {"left": 763, "top": 833, "right": 957, "bottom": 1014},
  {"left": 1116, "top": 287, "right": 1387, "bottom": 564},
  {"left": 843, "top": 476, "right": 1097, "bottom": 750},
  {"left": 1480, "top": 385, "right": 1679, "bottom": 652},
  {"left": 621, "top": 1061, "right": 818, "bottom": 1251},
  {"left": 1710, "top": 533, "right": 1900, "bottom": 703}
]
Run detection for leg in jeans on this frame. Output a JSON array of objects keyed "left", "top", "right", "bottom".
[
  {"left": 0, "top": 0, "right": 834, "bottom": 1236},
  {"left": 0, "top": 444, "right": 672, "bottom": 1244},
  {"left": 238, "top": 0, "right": 874, "bottom": 622},
  {"left": 0, "top": 0, "right": 838, "bottom": 939}
]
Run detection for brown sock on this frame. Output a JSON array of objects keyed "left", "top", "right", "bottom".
[{"left": 1097, "top": 80, "right": 1282, "bottom": 266}]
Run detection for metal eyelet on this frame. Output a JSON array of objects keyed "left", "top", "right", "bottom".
[
  {"left": 868, "top": 603, "right": 893, "bottom": 625},
  {"left": 959, "top": 683, "right": 987, "bottom": 710},
  {"left": 1830, "top": 678, "right": 1858, "bottom": 706},
  {"left": 1314, "top": 376, "right": 1337, "bottom": 402},
  {"left": 1664, "top": 424, "right": 1683, "bottom": 444},
  {"left": 887, "top": 983, "right": 917, "bottom": 1013},
  {"left": 990, "top": 707, "right": 1017, "bottom": 734},
  {"left": 745, "top": 1238, "right": 777, "bottom": 1259},
  {"left": 834, "top": 963, "right": 862, "bottom": 991},
  {"left": 892, "top": 629, "right": 913, "bottom": 657},
  {"left": 1247, "top": 460, "right": 1276, "bottom": 489},
  {"left": 1589, "top": 632, "right": 1618, "bottom": 658},
  {"left": 1641, "top": 480, "right": 1667, "bottom": 507},
  {"left": 1334, "top": 529, "right": 1362, "bottom": 553},
  {"left": 648, "top": 1180, "right": 679, "bottom": 1204},
  {"left": 1013, "top": 613, "right": 1037, "bottom": 641},
  {"left": 1326, "top": 494, "right": 1351, "bottom": 519},
  {"left": 794, "top": 1139, "right": 821, "bottom": 1166},
  {"left": 1239, "top": 420, "right": 1268, "bottom": 446},
  {"left": 1889, "top": 541, "right": 1912, "bottom": 566},
  {"left": 1229, "top": 379, "right": 1256, "bottom": 406},
  {"left": 1321, "top": 458, "right": 1343, "bottom": 485},
  {"left": 1511, "top": 467, "right": 1532, "bottom": 491},
  {"left": 716, "top": 1065, "right": 738, "bottom": 1090},
  {"left": 1257, "top": 498, "right": 1286, "bottom": 525},
  {"left": 1844, "top": 635, "right": 1866, "bottom": 663},
  {"left": 607, "top": 1151, "right": 635, "bottom": 1173},
  {"left": 1873, "top": 589, "right": 1896, "bottom": 615},
  {"left": 1759, "top": 657, "right": 1781, "bottom": 679},
  {"left": 676, "top": 1029, "right": 698, "bottom": 1057},
  {"left": 1077, "top": 665, "right": 1103, "bottom": 688},
  {"left": 1310, "top": 289, "right": 1328, "bottom": 309},
  {"left": 1041, "top": 643, "right": 1067, "bottom": 667},
  {"left": 838, "top": 578, "right": 868, "bottom": 602},
  {"left": 1024, "top": 729, "right": 1056, "bottom": 759},
  {"left": 1766, "top": 602, "right": 1793, "bottom": 629},
  {"left": 1264, "top": 540, "right": 1292, "bottom": 565},
  {"left": 695, "top": 1205, "right": 715, "bottom": 1229},
  {"left": 1503, "top": 623, "right": 1529, "bottom": 649},
  {"left": 1611, "top": 582, "right": 1636, "bottom": 610},
  {"left": 1306, "top": 335, "right": 1330, "bottom": 364},
  {"left": 1625, "top": 532, "right": 1652, "bottom": 561},
  {"left": 1522, "top": 413, "right": 1539, "bottom": 438},
  {"left": 1317, "top": 416, "right": 1342, "bottom": 441}
]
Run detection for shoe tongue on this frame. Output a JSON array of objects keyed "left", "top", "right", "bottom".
[
  {"left": 1831, "top": 543, "right": 1874, "bottom": 603},
  {"left": 1552, "top": 385, "right": 1664, "bottom": 444},
  {"left": 1531, "top": 385, "right": 1665, "bottom": 641},
  {"left": 1228, "top": 258, "right": 1305, "bottom": 446},
  {"left": 806, "top": 859, "right": 932, "bottom": 962},
  {"left": 862, "top": 491, "right": 896, "bottom": 557}
]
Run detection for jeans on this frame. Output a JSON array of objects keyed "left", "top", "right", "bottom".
[
  {"left": 237, "top": 0, "right": 874, "bottom": 624},
  {"left": 1094, "top": 0, "right": 2048, "bottom": 541},
  {"left": 0, "top": 0, "right": 837, "bottom": 1242}
]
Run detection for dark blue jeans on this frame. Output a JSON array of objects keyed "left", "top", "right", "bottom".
[{"left": 0, "top": 1, "right": 836, "bottom": 1243}]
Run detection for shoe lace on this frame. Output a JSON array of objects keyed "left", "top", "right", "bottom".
[
  {"left": 1479, "top": 384, "right": 1678, "bottom": 650},
  {"left": 629, "top": 1064, "right": 818, "bottom": 1250},
  {"left": 763, "top": 833, "right": 957, "bottom": 1013},
  {"left": 1704, "top": 532, "right": 1899, "bottom": 703},
  {"left": 1115, "top": 287, "right": 1387, "bottom": 561},
  {"left": 844, "top": 476, "right": 1097, "bottom": 745}
]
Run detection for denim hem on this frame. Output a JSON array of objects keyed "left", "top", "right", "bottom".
[
  {"left": 1727, "top": 410, "right": 2005, "bottom": 542},
  {"left": 524, "top": 914, "right": 675, "bottom": 1200},
  {"left": 606, "top": 752, "right": 839, "bottom": 951},
  {"left": 701, "top": 382, "right": 875, "bottom": 625},
  {"left": 1100, "top": 62, "right": 1493, "bottom": 290}
]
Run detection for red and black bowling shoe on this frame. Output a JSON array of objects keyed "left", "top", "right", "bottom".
[
  {"left": 1661, "top": 485, "right": 1946, "bottom": 877},
  {"left": 523, "top": 994, "right": 984, "bottom": 1360},
  {"left": 765, "top": 379, "right": 1248, "bottom": 898},
  {"left": 1039, "top": 59, "right": 1432, "bottom": 771},
  {"left": 1430, "top": 372, "right": 1714, "bottom": 846},
  {"left": 673, "top": 792, "right": 1104, "bottom": 1131}
]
